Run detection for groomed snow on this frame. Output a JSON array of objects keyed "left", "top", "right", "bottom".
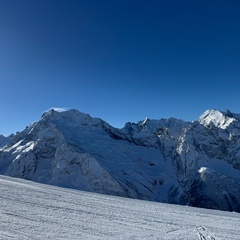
[{"left": 0, "top": 175, "right": 239, "bottom": 240}]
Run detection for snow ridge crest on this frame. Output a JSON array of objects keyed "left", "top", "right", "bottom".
[
  {"left": 199, "top": 109, "right": 237, "bottom": 129},
  {"left": 1, "top": 108, "right": 240, "bottom": 213}
]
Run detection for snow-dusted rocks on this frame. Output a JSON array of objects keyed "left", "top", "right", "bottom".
[
  {"left": 0, "top": 134, "right": 12, "bottom": 148},
  {"left": 50, "top": 143, "right": 126, "bottom": 196},
  {"left": 0, "top": 108, "right": 240, "bottom": 212}
]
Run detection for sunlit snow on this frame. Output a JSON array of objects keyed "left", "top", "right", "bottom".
[
  {"left": 0, "top": 175, "right": 239, "bottom": 240},
  {"left": 199, "top": 109, "right": 235, "bottom": 129},
  {"left": 198, "top": 167, "right": 207, "bottom": 174}
]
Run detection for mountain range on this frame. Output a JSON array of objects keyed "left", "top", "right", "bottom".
[{"left": 0, "top": 108, "right": 240, "bottom": 212}]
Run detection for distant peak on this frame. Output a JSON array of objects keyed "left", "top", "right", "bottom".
[
  {"left": 199, "top": 109, "right": 220, "bottom": 120},
  {"left": 200, "top": 109, "right": 236, "bottom": 120},
  {"left": 38, "top": 108, "right": 109, "bottom": 130},
  {"left": 199, "top": 109, "right": 236, "bottom": 129},
  {"left": 41, "top": 108, "right": 58, "bottom": 118},
  {"left": 43, "top": 107, "right": 69, "bottom": 114},
  {"left": 141, "top": 117, "right": 149, "bottom": 125},
  {"left": 225, "top": 109, "right": 234, "bottom": 118},
  {"left": 41, "top": 108, "right": 72, "bottom": 120},
  {"left": 41, "top": 108, "right": 90, "bottom": 119}
]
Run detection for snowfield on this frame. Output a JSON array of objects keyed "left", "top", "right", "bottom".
[{"left": 0, "top": 175, "right": 239, "bottom": 240}]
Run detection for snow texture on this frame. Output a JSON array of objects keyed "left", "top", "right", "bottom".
[
  {"left": 0, "top": 108, "right": 240, "bottom": 213},
  {"left": 0, "top": 175, "right": 239, "bottom": 240}
]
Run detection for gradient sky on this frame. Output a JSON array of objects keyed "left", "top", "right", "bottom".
[{"left": 0, "top": 0, "right": 240, "bottom": 136}]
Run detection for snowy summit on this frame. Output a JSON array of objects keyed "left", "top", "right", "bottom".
[{"left": 0, "top": 108, "right": 240, "bottom": 213}]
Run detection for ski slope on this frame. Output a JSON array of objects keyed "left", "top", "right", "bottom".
[{"left": 0, "top": 175, "right": 239, "bottom": 240}]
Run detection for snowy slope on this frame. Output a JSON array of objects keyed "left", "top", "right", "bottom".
[
  {"left": 0, "top": 108, "right": 240, "bottom": 212},
  {"left": 0, "top": 109, "right": 181, "bottom": 202},
  {"left": 0, "top": 175, "right": 240, "bottom": 240}
]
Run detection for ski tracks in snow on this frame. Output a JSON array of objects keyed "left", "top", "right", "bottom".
[
  {"left": 196, "top": 226, "right": 216, "bottom": 240},
  {"left": 0, "top": 175, "right": 240, "bottom": 239}
]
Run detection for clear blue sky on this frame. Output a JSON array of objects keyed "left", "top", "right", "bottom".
[{"left": 0, "top": 0, "right": 240, "bottom": 136}]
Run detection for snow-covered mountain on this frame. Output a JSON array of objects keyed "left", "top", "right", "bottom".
[{"left": 0, "top": 108, "right": 240, "bottom": 212}]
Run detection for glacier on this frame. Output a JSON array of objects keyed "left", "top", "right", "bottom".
[{"left": 0, "top": 108, "right": 240, "bottom": 212}]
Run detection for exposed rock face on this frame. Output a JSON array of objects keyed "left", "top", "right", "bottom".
[
  {"left": 1, "top": 108, "right": 240, "bottom": 212},
  {"left": 0, "top": 134, "right": 12, "bottom": 148}
]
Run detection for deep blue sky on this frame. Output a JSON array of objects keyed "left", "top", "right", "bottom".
[{"left": 0, "top": 0, "right": 240, "bottom": 136}]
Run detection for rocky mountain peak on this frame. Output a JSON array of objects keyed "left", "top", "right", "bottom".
[{"left": 0, "top": 108, "right": 240, "bottom": 213}]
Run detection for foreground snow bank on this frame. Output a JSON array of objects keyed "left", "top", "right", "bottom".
[{"left": 0, "top": 175, "right": 239, "bottom": 240}]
